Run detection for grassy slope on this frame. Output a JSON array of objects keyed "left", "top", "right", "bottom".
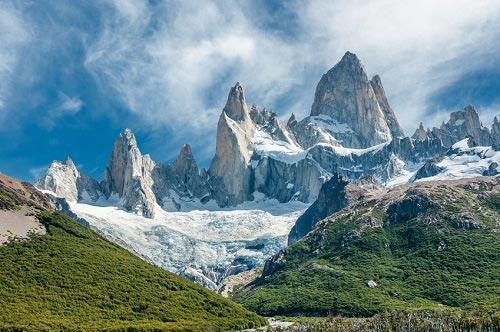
[
  {"left": 235, "top": 180, "right": 500, "bottom": 317},
  {"left": 0, "top": 211, "right": 266, "bottom": 331}
]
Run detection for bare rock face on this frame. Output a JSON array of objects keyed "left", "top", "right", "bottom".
[
  {"left": 309, "top": 51, "right": 393, "bottom": 148},
  {"left": 433, "top": 105, "right": 492, "bottom": 147},
  {"left": 35, "top": 157, "right": 102, "bottom": 202},
  {"left": 370, "top": 74, "right": 404, "bottom": 138},
  {"left": 288, "top": 173, "right": 368, "bottom": 244},
  {"left": 250, "top": 105, "right": 298, "bottom": 147},
  {"left": 35, "top": 157, "right": 79, "bottom": 201},
  {"left": 491, "top": 116, "right": 500, "bottom": 150},
  {"left": 209, "top": 83, "right": 256, "bottom": 206},
  {"left": 411, "top": 159, "right": 445, "bottom": 182},
  {"left": 412, "top": 122, "right": 428, "bottom": 141},
  {"left": 102, "top": 128, "right": 156, "bottom": 218},
  {"left": 152, "top": 144, "right": 211, "bottom": 210}
]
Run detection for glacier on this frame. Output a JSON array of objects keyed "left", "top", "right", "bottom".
[{"left": 66, "top": 193, "right": 308, "bottom": 290}]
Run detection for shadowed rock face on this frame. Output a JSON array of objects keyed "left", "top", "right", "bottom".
[
  {"left": 411, "top": 160, "right": 445, "bottom": 182},
  {"left": 385, "top": 190, "right": 438, "bottom": 225},
  {"left": 310, "top": 51, "right": 393, "bottom": 148},
  {"left": 288, "top": 173, "right": 367, "bottom": 244}
]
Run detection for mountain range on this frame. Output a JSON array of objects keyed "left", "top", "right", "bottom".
[{"left": 34, "top": 51, "right": 499, "bottom": 289}]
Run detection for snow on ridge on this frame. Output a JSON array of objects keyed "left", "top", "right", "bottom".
[
  {"left": 310, "top": 115, "right": 354, "bottom": 134},
  {"left": 417, "top": 145, "right": 499, "bottom": 182},
  {"left": 316, "top": 141, "right": 389, "bottom": 157},
  {"left": 252, "top": 128, "right": 306, "bottom": 164}
]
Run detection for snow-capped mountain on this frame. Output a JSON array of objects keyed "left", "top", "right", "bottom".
[{"left": 35, "top": 51, "right": 499, "bottom": 288}]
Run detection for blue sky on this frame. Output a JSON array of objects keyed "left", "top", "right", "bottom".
[{"left": 1, "top": 0, "right": 499, "bottom": 181}]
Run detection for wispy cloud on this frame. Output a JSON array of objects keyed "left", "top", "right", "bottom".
[
  {"left": 292, "top": 0, "right": 500, "bottom": 132},
  {"left": 82, "top": 0, "right": 500, "bottom": 138},
  {"left": 42, "top": 92, "right": 83, "bottom": 129},
  {"left": 84, "top": 0, "right": 306, "bottom": 134},
  {"left": 1, "top": 0, "right": 500, "bottom": 172},
  {"left": 0, "top": 3, "right": 30, "bottom": 113}
]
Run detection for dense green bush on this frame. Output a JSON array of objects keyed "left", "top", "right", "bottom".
[
  {"left": 235, "top": 186, "right": 500, "bottom": 318},
  {"left": 0, "top": 211, "right": 266, "bottom": 331}
]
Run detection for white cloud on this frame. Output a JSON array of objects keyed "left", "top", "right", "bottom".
[
  {"left": 0, "top": 4, "right": 30, "bottom": 113},
  {"left": 293, "top": 0, "right": 500, "bottom": 133},
  {"left": 83, "top": 0, "right": 500, "bottom": 143},
  {"left": 43, "top": 92, "right": 83, "bottom": 129},
  {"left": 84, "top": 0, "right": 305, "bottom": 135}
]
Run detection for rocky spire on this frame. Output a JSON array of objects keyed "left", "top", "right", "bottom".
[
  {"left": 309, "top": 51, "right": 392, "bottom": 148},
  {"left": 209, "top": 83, "right": 255, "bottom": 206},
  {"left": 171, "top": 144, "right": 199, "bottom": 182},
  {"left": 437, "top": 105, "right": 492, "bottom": 147},
  {"left": 287, "top": 113, "right": 297, "bottom": 128},
  {"left": 35, "top": 157, "right": 80, "bottom": 201},
  {"left": 35, "top": 156, "right": 102, "bottom": 203},
  {"left": 492, "top": 116, "right": 500, "bottom": 150},
  {"left": 223, "top": 82, "right": 251, "bottom": 122},
  {"left": 412, "top": 122, "right": 428, "bottom": 141},
  {"left": 102, "top": 128, "right": 156, "bottom": 217},
  {"left": 370, "top": 74, "right": 404, "bottom": 138}
]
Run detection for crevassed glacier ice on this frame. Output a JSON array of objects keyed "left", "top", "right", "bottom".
[{"left": 68, "top": 193, "right": 308, "bottom": 290}]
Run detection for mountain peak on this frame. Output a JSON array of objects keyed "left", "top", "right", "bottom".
[
  {"left": 223, "top": 82, "right": 248, "bottom": 122},
  {"left": 309, "top": 52, "right": 392, "bottom": 148},
  {"left": 287, "top": 113, "right": 297, "bottom": 128},
  {"left": 340, "top": 51, "right": 361, "bottom": 65},
  {"left": 64, "top": 156, "right": 76, "bottom": 168},
  {"left": 120, "top": 128, "right": 137, "bottom": 145},
  {"left": 174, "top": 144, "right": 195, "bottom": 166}
]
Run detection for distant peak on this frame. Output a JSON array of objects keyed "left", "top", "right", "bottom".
[
  {"left": 117, "top": 128, "right": 138, "bottom": 148},
  {"left": 494, "top": 116, "right": 499, "bottom": 124},
  {"left": 371, "top": 74, "right": 382, "bottom": 85},
  {"left": 287, "top": 113, "right": 297, "bottom": 128},
  {"left": 173, "top": 143, "right": 197, "bottom": 171},
  {"left": 464, "top": 105, "right": 476, "bottom": 113},
  {"left": 64, "top": 156, "right": 76, "bottom": 168},
  {"left": 179, "top": 143, "right": 193, "bottom": 156},
  {"left": 341, "top": 51, "right": 359, "bottom": 61}
]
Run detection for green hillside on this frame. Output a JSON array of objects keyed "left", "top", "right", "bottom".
[
  {"left": 0, "top": 211, "right": 266, "bottom": 331},
  {"left": 235, "top": 177, "right": 500, "bottom": 318}
]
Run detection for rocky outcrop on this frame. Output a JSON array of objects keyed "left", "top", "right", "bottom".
[
  {"left": 431, "top": 106, "right": 492, "bottom": 147},
  {"left": 288, "top": 173, "right": 367, "bottom": 244},
  {"left": 208, "top": 83, "right": 256, "bottom": 206},
  {"left": 411, "top": 160, "right": 445, "bottom": 182},
  {"left": 385, "top": 189, "right": 438, "bottom": 225},
  {"left": 309, "top": 51, "right": 392, "bottom": 148},
  {"left": 102, "top": 129, "right": 156, "bottom": 217},
  {"left": 35, "top": 157, "right": 79, "bottom": 201},
  {"left": 412, "top": 123, "right": 428, "bottom": 141},
  {"left": 250, "top": 105, "right": 298, "bottom": 147},
  {"left": 483, "top": 162, "right": 498, "bottom": 176},
  {"left": 152, "top": 144, "right": 211, "bottom": 210},
  {"left": 35, "top": 157, "right": 102, "bottom": 202}
]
